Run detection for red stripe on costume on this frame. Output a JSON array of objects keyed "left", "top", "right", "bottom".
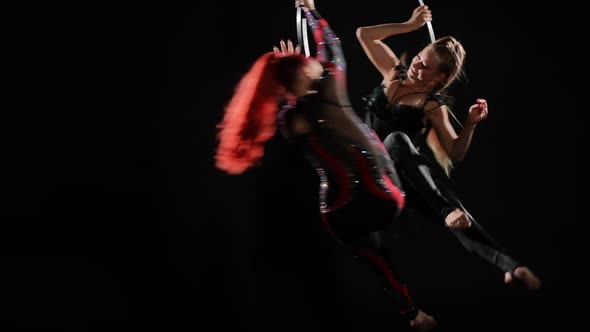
[
  {"left": 307, "top": 135, "right": 351, "bottom": 212},
  {"left": 353, "top": 149, "right": 405, "bottom": 209},
  {"left": 354, "top": 247, "right": 412, "bottom": 305}
]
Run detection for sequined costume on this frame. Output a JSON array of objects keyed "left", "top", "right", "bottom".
[
  {"left": 363, "top": 79, "right": 522, "bottom": 274},
  {"left": 277, "top": 9, "right": 420, "bottom": 320}
]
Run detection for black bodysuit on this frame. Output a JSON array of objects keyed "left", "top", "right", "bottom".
[
  {"left": 363, "top": 81, "right": 522, "bottom": 274},
  {"left": 278, "top": 9, "right": 421, "bottom": 320}
]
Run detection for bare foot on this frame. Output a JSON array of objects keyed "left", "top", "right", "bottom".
[
  {"left": 410, "top": 310, "right": 438, "bottom": 331},
  {"left": 445, "top": 208, "right": 472, "bottom": 228},
  {"left": 504, "top": 266, "right": 542, "bottom": 290}
]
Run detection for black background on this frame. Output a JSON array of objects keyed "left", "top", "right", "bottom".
[{"left": 3, "top": 1, "right": 585, "bottom": 330}]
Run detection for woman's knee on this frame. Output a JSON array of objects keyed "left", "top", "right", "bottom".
[{"left": 383, "top": 132, "right": 415, "bottom": 158}]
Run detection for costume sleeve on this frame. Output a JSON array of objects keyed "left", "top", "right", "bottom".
[{"left": 303, "top": 9, "right": 346, "bottom": 75}]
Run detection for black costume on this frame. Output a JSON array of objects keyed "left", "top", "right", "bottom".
[
  {"left": 278, "top": 9, "right": 421, "bottom": 320},
  {"left": 362, "top": 76, "right": 522, "bottom": 274}
]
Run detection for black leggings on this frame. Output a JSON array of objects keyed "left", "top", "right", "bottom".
[
  {"left": 383, "top": 131, "right": 521, "bottom": 273},
  {"left": 323, "top": 184, "right": 417, "bottom": 319}
]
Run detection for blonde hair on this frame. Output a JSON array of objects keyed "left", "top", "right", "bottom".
[
  {"left": 426, "top": 130, "right": 452, "bottom": 175},
  {"left": 427, "top": 36, "right": 466, "bottom": 175}
]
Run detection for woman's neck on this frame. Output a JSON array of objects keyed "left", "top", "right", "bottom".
[{"left": 402, "top": 78, "right": 436, "bottom": 92}]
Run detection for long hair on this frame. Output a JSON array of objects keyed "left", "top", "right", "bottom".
[
  {"left": 427, "top": 36, "right": 466, "bottom": 176},
  {"left": 215, "top": 52, "right": 307, "bottom": 174},
  {"left": 431, "top": 36, "right": 466, "bottom": 93}
]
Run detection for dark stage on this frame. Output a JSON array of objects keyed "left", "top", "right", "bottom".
[{"left": 3, "top": 1, "right": 584, "bottom": 330}]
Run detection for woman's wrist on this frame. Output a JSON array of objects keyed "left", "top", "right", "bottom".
[
  {"left": 403, "top": 20, "right": 421, "bottom": 32},
  {"left": 462, "top": 119, "right": 478, "bottom": 128}
]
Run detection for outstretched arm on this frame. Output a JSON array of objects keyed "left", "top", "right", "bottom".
[
  {"left": 299, "top": 0, "right": 346, "bottom": 74},
  {"left": 426, "top": 99, "right": 488, "bottom": 162},
  {"left": 356, "top": 5, "right": 431, "bottom": 82}
]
